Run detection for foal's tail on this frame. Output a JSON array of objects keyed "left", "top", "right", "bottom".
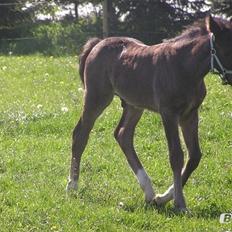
[{"left": 79, "top": 37, "right": 102, "bottom": 85}]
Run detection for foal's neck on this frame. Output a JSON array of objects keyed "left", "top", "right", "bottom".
[{"left": 185, "top": 34, "right": 211, "bottom": 82}]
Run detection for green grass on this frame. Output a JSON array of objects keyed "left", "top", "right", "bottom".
[{"left": 0, "top": 55, "right": 231, "bottom": 232}]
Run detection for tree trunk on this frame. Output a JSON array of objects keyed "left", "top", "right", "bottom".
[{"left": 74, "top": 0, "right": 79, "bottom": 21}]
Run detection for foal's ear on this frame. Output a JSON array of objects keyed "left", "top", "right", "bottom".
[{"left": 206, "top": 15, "right": 222, "bottom": 36}]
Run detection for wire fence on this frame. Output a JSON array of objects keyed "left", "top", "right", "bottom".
[
  {"left": 0, "top": 1, "right": 175, "bottom": 55},
  {"left": 0, "top": 2, "right": 25, "bottom": 6},
  {"left": 0, "top": 1, "right": 48, "bottom": 6},
  {"left": 0, "top": 37, "right": 36, "bottom": 41},
  {"left": 0, "top": 30, "right": 169, "bottom": 56}
]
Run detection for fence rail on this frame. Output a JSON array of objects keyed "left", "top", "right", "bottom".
[
  {"left": 0, "top": 1, "right": 47, "bottom": 6},
  {"left": 0, "top": 37, "right": 37, "bottom": 41}
]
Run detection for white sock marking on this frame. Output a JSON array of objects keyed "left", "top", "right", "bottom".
[
  {"left": 155, "top": 185, "right": 174, "bottom": 206},
  {"left": 136, "top": 169, "right": 155, "bottom": 202}
]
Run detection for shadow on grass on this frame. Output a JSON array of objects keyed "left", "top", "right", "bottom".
[
  {"left": 122, "top": 201, "right": 225, "bottom": 220},
  {"left": 192, "top": 203, "right": 229, "bottom": 219},
  {"left": 145, "top": 203, "right": 191, "bottom": 218},
  {"left": 121, "top": 201, "right": 179, "bottom": 217},
  {"left": 66, "top": 188, "right": 227, "bottom": 221}
]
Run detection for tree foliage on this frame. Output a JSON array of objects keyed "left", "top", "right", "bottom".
[
  {"left": 0, "top": 0, "right": 30, "bottom": 27},
  {"left": 0, "top": 0, "right": 33, "bottom": 38},
  {"left": 209, "top": 0, "right": 232, "bottom": 17},
  {"left": 109, "top": 0, "right": 209, "bottom": 43},
  {"left": 1, "top": 0, "right": 232, "bottom": 54}
]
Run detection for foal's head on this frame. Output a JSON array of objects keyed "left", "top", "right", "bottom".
[{"left": 206, "top": 15, "right": 232, "bottom": 85}]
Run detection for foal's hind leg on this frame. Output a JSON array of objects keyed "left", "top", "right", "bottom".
[
  {"left": 114, "top": 103, "right": 155, "bottom": 203},
  {"left": 66, "top": 89, "right": 113, "bottom": 192}
]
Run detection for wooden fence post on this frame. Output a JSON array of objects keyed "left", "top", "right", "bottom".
[{"left": 103, "top": 0, "right": 109, "bottom": 38}]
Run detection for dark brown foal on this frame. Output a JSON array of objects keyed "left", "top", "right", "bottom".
[{"left": 67, "top": 15, "right": 232, "bottom": 211}]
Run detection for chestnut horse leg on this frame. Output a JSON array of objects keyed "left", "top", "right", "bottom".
[
  {"left": 158, "top": 113, "right": 186, "bottom": 210},
  {"left": 155, "top": 110, "right": 202, "bottom": 209},
  {"left": 181, "top": 110, "right": 202, "bottom": 185},
  {"left": 114, "top": 103, "right": 155, "bottom": 203},
  {"left": 66, "top": 89, "right": 113, "bottom": 192}
]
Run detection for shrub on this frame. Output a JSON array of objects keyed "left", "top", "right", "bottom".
[{"left": 0, "top": 18, "right": 103, "bottom": 56}]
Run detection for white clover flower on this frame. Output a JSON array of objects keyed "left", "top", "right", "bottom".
[
  {"left": 78, "top": 88, "right": 84, "bottom": 93},
  {"left": 61, "top": 106, "right": 69, "bottom": 113}
]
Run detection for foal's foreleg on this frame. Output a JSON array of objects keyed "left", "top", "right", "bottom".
[
  {"left": 180, "top": 110, "right": 202, "bottom": 186},
  {"left": 114, "top": 105, "right": 155, "bottom": 203},
  {"left": 156, "top": 113, "right": 186, "bottom": 210},
  {"left": 155, "top": 110, "right": 201, "bottom": 208}
]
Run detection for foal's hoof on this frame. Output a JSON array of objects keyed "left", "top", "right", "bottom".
[
  {"left": 153, "top": 194, "right": 167, "bottom": 207},
  {"left": 144, "top": 195, "right": 155, "bottom": 205},
  {"left": 66, "top": 180, "right": 78, "bottom": 192},
  {"left": 145, "top": 198, "right": 154, "bottom": 206},
  {"left": 174, "top": 207, "right": 192, "bottom": 215}
]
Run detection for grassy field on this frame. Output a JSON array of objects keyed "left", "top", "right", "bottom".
[{"left": 0, "top": 55, "right": 231, "bottom": 232}]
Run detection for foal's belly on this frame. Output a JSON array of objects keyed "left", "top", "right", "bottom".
[{"left": 113, "top": 74, "right": 157, "bottom": 111}]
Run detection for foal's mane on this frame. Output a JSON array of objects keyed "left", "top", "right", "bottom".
[
  {"left": 164, "top": 17, "right": 231, "bottom": 44},
  {"left": 164, "top": 19, "right": 207, "bottom": 43}
]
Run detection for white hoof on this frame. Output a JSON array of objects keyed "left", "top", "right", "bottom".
[{"left": 66, "top": 179, "right": 78, "bottom": 192}]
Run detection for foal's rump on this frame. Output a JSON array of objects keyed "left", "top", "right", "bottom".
[{"left": 79, "top": 37, "right": 102, "bottom": 85}]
